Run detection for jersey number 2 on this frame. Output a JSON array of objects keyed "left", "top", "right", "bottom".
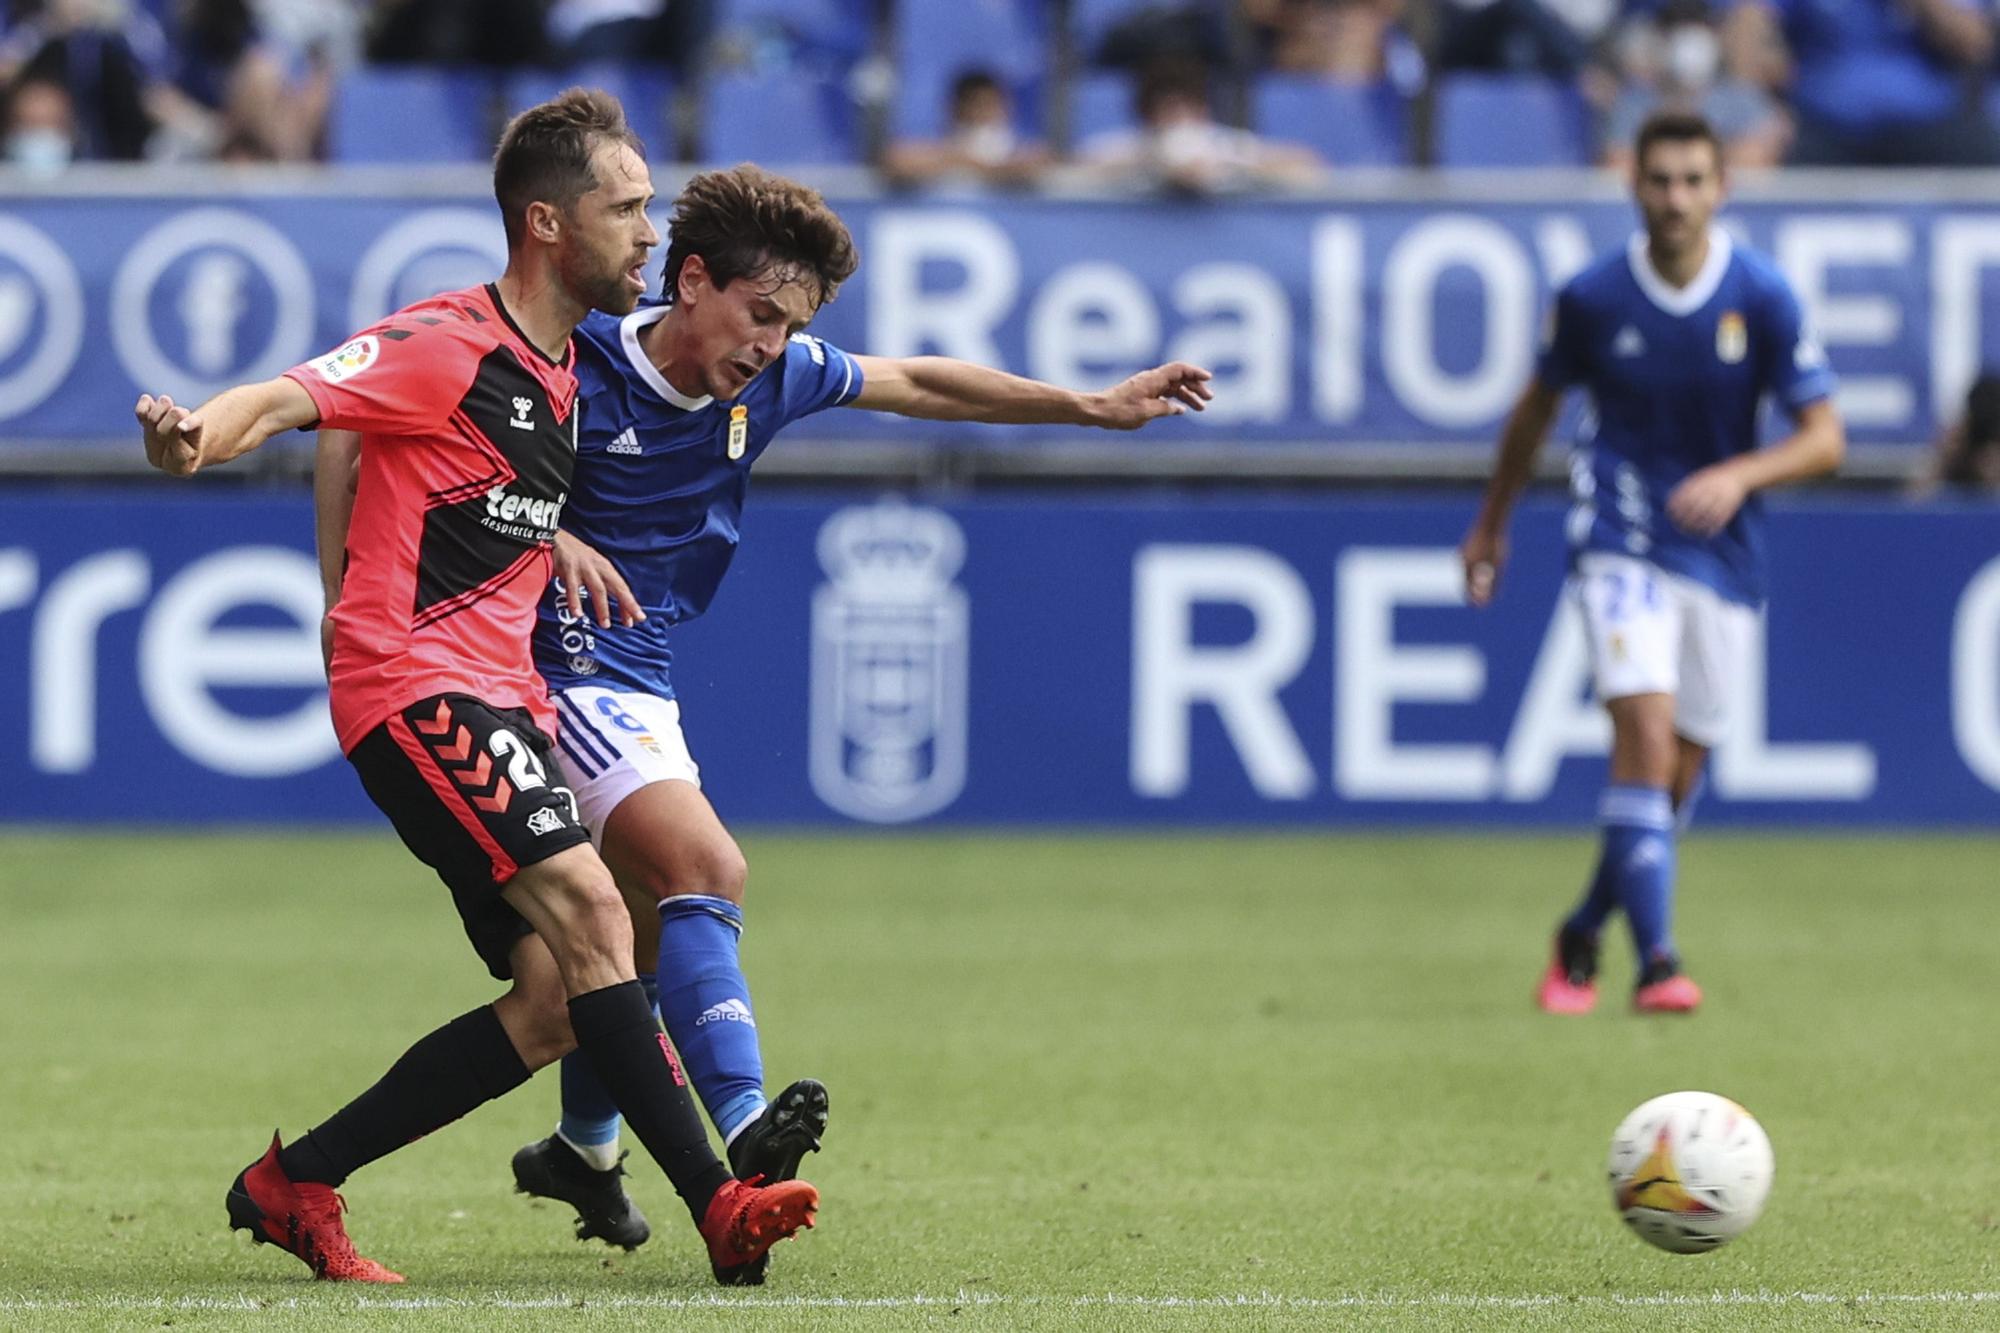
[{"left": 489, "top": 729, "right": 549, "bottom": 791}]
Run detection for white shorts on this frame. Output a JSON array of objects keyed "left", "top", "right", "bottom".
[
  {"left": 549, "top": 686, "right": 701, "bottom": 843},
  {"left": 1569, "top": 553, "right": 1757, "bottom": 749}
]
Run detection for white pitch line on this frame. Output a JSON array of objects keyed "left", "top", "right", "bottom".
[{"left": 0, "top": 1291, "right": 1994, "bottom": 1313}]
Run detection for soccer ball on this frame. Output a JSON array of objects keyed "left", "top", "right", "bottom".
[{"left": 1606, "top": 1091, "right": 1774, "bottom": 1253}]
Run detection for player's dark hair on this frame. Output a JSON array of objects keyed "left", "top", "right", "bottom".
[
  {"left": 659, "top": 164, "right": 859, "bottom": 311},
  {"left": 492, "top": 88, "right": 646, "bottom": 250},
  {"left": 1634, "top": 111, "right": 1722, "bottom": 174}
]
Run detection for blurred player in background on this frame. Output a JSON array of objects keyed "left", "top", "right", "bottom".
[
  {"left": 321, "top": 162, "right": 1213, "bottom": 1275},
  {"left": 1460, "top": 111, "right": 1844, "bottom": 1015},
  {"left": 139, "top": 90, "right": 816, "bottom": 1286}
]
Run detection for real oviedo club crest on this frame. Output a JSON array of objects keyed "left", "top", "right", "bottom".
[{"left": 808, "top": 499, "right": 969, "bottom": 823}]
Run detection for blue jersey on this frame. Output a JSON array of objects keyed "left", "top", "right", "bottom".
[
  {"left": 1539, "top": 229, "right": 1835, "bottom": 606},
  {"left": 532, "top": 303, "right": 865, "bottom": 696}
]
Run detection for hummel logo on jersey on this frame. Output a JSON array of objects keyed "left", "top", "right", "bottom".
[
  {"left": 510, "top": 395, "right": 535, "bottom": 430},
  {"left": 525, "top": 807, "right": 565, "bottom": 836},
  {"left": 1613, "top": 326, "right": 1646, "bottom": 358},
  {"left": 607, "top": 427, "right": 642, "bottom": 455},
  {"left": 695, "top": 997, "right": 755, "bottom": 1028}
]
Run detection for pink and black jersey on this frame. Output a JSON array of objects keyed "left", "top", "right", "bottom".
[{"left": 285, "top": 283, "right": 578, "bottom": 754}]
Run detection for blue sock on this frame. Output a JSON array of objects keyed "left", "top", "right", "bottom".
[
  {"left": 656, "top": 896, "right": 766, "bottom": 1144},
  {"left": 554, "top": 973, "right": 658, "bottom": 1160},
  {"left": 1563, "top": 846, "right": 1622, "bottom": 940},
  {"left": 1587, "top": 784, "right": 1678, "bottom": 964}
]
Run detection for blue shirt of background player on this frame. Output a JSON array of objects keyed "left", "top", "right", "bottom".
[
  {"left": 1537, "top": 227, "right": 1836, "bottom": 607},
  {"left": 532, "top": 302, "right": 866, "bottom": 698}
]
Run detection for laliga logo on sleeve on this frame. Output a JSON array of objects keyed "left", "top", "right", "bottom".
[
  {"left": 309, "top": 336, "right": 378, "bottom": 384},
  {"left": 809, "top": 499, "right": 969, "bottom": 823}
]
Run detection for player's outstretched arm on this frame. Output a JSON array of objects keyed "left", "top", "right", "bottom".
[
  {"left": 1666, "top": 398, "right": 1845, "bottom": 537},
  {"left": 1462, "top": 378, "right": 1564, "bottom": 607},
  {"left": 136, "top": 376, "right": 318, "bottom": 477},
  {"left": 849, "top": 355, "right": 1212, "bottom": 430}
]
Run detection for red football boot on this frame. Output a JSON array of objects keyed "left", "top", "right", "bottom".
[
  {"left": 226, "top": 1134, "right": 405, "bottom": 1282},
  {"left": 702, "top": 1175, "right": 818, "bottom": 1285},
  {"left": 1634, "top": 959, "right": 1702, "bottom": 1014},
  {"left": 1536, "top": 929, "right": 1599, "bottom": 1015}
]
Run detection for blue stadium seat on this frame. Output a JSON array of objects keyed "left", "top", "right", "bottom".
[
  {"left": 890, "top": 0, "right": 1047, "bottom": 140},
  {"left": 503, "top": 64, "right": 673, "bottom": 147},
  {"left": 328, "top": 66, "right": 498, "bottom": 164},
  {"left": 701, "top": 67, "right": 858, "bottom": 165},
  {"left": 1252, "top": 75, "right": 1409, "bottom": 168},
  {"left": 1069, "top": 70, "right": 1138, "bottom": 146},
  {"left": 1432, "top": 75, "right": 1589, "bottom": 168}
]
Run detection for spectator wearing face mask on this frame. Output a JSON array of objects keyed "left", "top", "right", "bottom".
[
  {"left": 1722, "top": 0, "right": 2000, "bottom": 165},
  {"left": 3, "top": 73, "right": 76, "bottom": 171},
  {"left": 883, "top": 68, "right": 1051, "bottom": 190},
  {"left": 1078, "top": 57, "right": 1328, "bottom": 194},
  {"left": 0, "top": 0, "right": 162, "bottom": 159},
  {"left": 1601, "top": 0, "right": 1788, "bottom": 170}
]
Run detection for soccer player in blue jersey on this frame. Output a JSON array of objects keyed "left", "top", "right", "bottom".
[
  {"left": 1460, "top": 112, "right": 1845, "bottom": 1016},
  {"left": 323, "top": 164, "right": 1211, "bottom": 1272}
]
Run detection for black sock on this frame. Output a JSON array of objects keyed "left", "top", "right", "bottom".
[
  {"left": 568, "top": 980, "right": 731, "bottom": 1222},
  {"left": 278, "top": 1006, "right": 529, "bottom": 1186}
]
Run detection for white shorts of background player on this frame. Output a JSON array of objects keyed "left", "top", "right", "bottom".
[
  {"left": 1569, "top": 552, "right": 1758, "bottom": 750},
  {"left": 549, "top": 685, "right": 701, "bottom": 844}
]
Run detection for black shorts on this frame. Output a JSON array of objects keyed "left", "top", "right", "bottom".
[{"left": 347, "top": 693, "right": 592, "bottom": 980}]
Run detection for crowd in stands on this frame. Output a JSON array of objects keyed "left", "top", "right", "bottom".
[{"left": 7, "top": 0, "right": 2000, "bottom": 177}]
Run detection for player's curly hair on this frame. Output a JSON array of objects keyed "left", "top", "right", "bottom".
[
  {"left": 493, "top": 87, "right": 646, "bottom": 250},
  {"left": 660, "top": 164, "right": 859, "bottom": 311}
]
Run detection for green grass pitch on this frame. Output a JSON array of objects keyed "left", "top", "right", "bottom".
[{"left": 0, "top": 830, "right": 1994, "bottom": 1330}]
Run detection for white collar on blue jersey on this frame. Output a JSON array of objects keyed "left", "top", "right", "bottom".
[
  {"left": 619, "top": 304, "right": 714, "bottom": 411},
  {"left": 1626, "top": 225, "right": 1733, "bottom": 318}
]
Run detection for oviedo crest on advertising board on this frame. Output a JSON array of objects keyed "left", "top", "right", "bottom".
[{"left": 808, "top": 498, "right": 969, "bottom": 823}]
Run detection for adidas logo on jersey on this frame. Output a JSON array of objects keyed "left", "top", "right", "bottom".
[
  {"left": 607, "top": 427, "right": 642, "bottom": 455},
  {"left": 695, "top": 997, "right": 755, "bottom": 1028},
  {"left": 1613, "top": 326, "right": 1646, "bottom": 358}
]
